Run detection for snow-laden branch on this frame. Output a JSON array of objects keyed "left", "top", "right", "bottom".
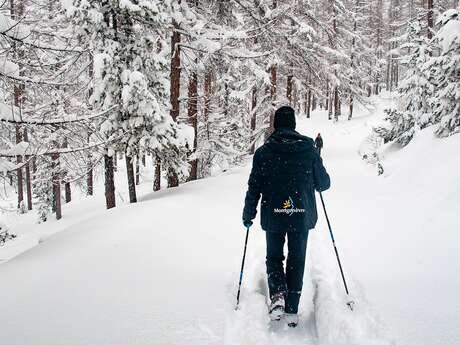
[
  {"left": 0, "top": 105, "right": 117, "bottom": 125},
  {"left": 0, "top": 70, "right": 78, "bottom": 87}
]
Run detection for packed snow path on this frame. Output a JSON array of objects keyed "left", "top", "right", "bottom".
[{"left": 1, "top": 96, "right": 459, "bottom": 345}]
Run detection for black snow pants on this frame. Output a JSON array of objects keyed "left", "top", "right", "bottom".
[{"left": 265, "top": 230, "right": 309, "bottom": 314}]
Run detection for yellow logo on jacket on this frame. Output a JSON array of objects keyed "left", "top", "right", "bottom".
[{"left": 274, "top": 196, "right": 305, "bottom": 216}]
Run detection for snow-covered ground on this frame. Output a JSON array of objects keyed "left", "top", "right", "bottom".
[{"left": 1, "top": 93, "right": 459, "bottom": 345}]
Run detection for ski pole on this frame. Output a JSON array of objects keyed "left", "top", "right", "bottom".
[
  {"left": 235, "top": 225, "right": 250, "bottom": 310},
  {"left": 319, "top": 192, "right": 355, "bottom": 311}
]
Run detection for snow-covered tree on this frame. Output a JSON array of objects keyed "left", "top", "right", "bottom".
[
  {"left": 64, "top": 0, "right": 188, "bottom": 204},
  {"left": 428, "top": 8, "right": 460, "bottom": 137},
  {"left": 380, "top": 20, "right": 433, "bottom": 146}
]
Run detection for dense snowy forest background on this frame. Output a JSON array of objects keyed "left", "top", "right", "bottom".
[{"left": 0, "top": 0, "right": 459, "bottom": 223}]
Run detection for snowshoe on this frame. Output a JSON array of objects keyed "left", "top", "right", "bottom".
[
  {"left": 268, "top": 292, "right": 285, "bottom": 321},
  {"left": 285, "top": 313, "right": 299, "bottom": 328}
]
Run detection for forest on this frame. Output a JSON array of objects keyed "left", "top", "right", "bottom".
[
  {"left": 1, "top": 2, "right": 460, "bottom": 345},
  {"left": 0, "top": 0, "right": 459, "bottom": 221}
]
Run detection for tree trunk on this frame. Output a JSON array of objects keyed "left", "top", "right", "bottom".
[
  {"left": 12, "top": 0, "right": 24, "bottom": 209},
  {"left": 265, "top": 65, "right": 277, "bottom": 140},
  {"left": 188, "top": 66, "right": 198, "bottom": 180},
  {"left": 15, "top": 125, "right": 24, "bottom": 210},
  {"left": 427, "top": 0, "right": 434, "bottom": 40},
  {"left": 286, "top": 74, "right": 293, "bottom": 103},
  {"left": 23, "top": 128, "right": 32, "bottom": 210},
  {"left": 250, "top": 87, "right": 257, "bottom": 154},
  {"left": 125, "top": 154, "right": 137, "bottom": 203},
  {"left": 86, "top": 134, "right": 93, "bottom": 196},
  {"left": 86, "top": 50, "right": 94, "bottom": 196},
  {"left": 113, "top": 153, "right": 117, "bottom": 172},
  {"left": 87, "top": 158, "right": 93, "bottom": 196},
  {"left": 386, "top": 45, "right": 392, "bottom": 92},
  {"left": 62, "top": 138, "right": 71, "bottom": 203},
  {"left": 328, "top": 91, "right": 333, "bottom": 120},
  {"left": 104, "top": 154, "right": 116, "bottom": 209},
  {"left": 204, "top": 68, "right": 212, "bottom": 141},
  {"left": 135, "top": 154, "right": 140, "bottom": 185},
  {"left": 376, "top": 0, "right": 383, "bottom": 95},
  {"left": 224, "top": 82, "right": 230, "bottom": 117},
  {"left": 11, "top": 3, "right": 25, "bottom": 215},
  {"left": 52, "top": 151, "right": 62, "bottom": 220},
  {"left": 167, "top": 17, "right": 181, "bottom": 188},
  {"left": 65, "top": 182, "right": 71, "bottom": 203},
  {"left": 348, "top": 95, "right": 354, "bottom": 120},
  {"left": 154, "top": 157, "right": 161, "bottom": 191},
  {"left": 333, "top": 87, "right": 339, "bottom": 122}
]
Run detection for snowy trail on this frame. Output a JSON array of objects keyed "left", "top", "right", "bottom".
[
  {"left": 223, "top": 101, "right": 395, "bottom": 345},
  {"left": 1, "top": 95, "right": 459, "bottom": 345},
  {"left": 0, "top": 103, "right": 393, "bottom": 345}
]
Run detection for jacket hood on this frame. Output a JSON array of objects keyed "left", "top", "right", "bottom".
[{"left": 265, "top": 128, "right": 314, "bottom": 153}]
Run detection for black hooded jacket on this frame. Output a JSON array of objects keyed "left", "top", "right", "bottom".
[{"left": 243, "top": 128, "right": 330, "bottom": 232}]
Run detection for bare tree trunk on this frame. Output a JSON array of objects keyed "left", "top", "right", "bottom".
[
  {"left": 87, "top": 158, "right": 93, "bottom": 196},
  {"left": 306, "top": 88, "right": 311, "bottom": 119},
  {"left": 265, "top": 64, "right": 277, "bottom": 140},
  {"left": 293, "top": 82, "right": 299, "bottom": 113},
  {"left": 113, "top": 153, "right": 117, "bottom": 172},
  {"left": 427, "top": 0, "right": 434, "bottom": 40},
  {"left": 85, "top": 51, "right": 94, "bottom": 196},
  {"left": 86, "top": 134, "right": 93, "bottom": 196},
  {"left": 349, "top": 0, "right": 357, "bottom": 121},
  {"left": 62, "top": 138, "right": 71, "bottom": 203},
  {"left": 349, "top": 95, "right": 354, "bottom": 120},
  {"left": 224, "top": 82, "right": 230, "bottom": 117},
  {"left": 154, "top": 157, "right": 161, "bottom": 191},
  {"left": 65, "top": 182, "right": 71, "bottom": 203},
  {"left": 250, "top": 87, "right": 257, "bottom": 154},
  {"left": 188, "top": 65, "right": 198, "bottom": 181},
  {"left": 333, "top": 88, "right": 339, "bottom": 122},
  {"left": 286, "top": 74, "right": 293, "bottom": 103},
  {"left": 125, "top": 154, "right": 137, "bottom": 203},
  {"left": 23, "top": 128, "right": 32, "bottom": 210},
  {"left": 386, "top": 44, "right": 392, "bottom": 91},
  {"left": 375, "top": 0, "right": 383, "bottom": 95},
  {"left": 325, "top": 81, "right": 329, "bottom": 111},
  {"left": 328, "top": 88, "right": 333, "bottom": 120},
  {"left": 52, "top": 151, "right": 62, "bottom": 220},
  {"left": 204, "top": 68, "right": 212, "bottom": 142},
  {"left": 135, "top": 154, "right": 140, "bottom": 185},
  {"left": 12, "top": 0, "right": 24, "bottom": 210},
  {"left": 104, "top": 154, "right": 116, "bottom": 209},
  {"left": 15, "top": 125, "right": 24, "bottom": 210},
  {"left": 167, "top": 15, "right": 181, "bottom": 188}
]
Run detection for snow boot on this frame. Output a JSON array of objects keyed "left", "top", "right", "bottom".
[
  {"left": 285, "top": 313, "right": 299, "bottom": 328},
  {"left": 269, "top": 292, "right": 285, "bottom": 321}
]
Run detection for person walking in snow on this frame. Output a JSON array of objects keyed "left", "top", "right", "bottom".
[
  {"left": 242, "top": 106, "right": 330, "bottom": 327},
  {"left": 315, "top": 133, "right": 323, "bottom": 156}
]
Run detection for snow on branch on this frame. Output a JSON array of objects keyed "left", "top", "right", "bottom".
[{"left": 0, "top": 105, "right": 118, "bottom": 125}]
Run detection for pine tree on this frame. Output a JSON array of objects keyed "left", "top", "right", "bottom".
[
  {"left": 33, "top": 156, "right": 55, "bottom": 222},
  {"left": 64, "top": 0, "right": 188, "bottom": 204},
  {"left": 428, "top": 8, "right": 460, "bottom": 137}
]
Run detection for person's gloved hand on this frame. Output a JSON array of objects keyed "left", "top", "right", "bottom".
[{"left": 243, "top": 219, "right": 253, "bottom": 229}]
